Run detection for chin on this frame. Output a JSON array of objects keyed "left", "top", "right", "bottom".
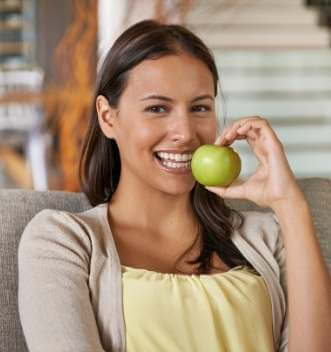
[{"left": 159, "top": 181, "right": 196, "bottom": 197}]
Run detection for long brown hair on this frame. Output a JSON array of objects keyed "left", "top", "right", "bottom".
[{"left": 79, "top": 20, "right": 252, "bottom": 274}]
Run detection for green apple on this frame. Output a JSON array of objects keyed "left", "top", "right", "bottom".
[{"left": 191, "top": 145, "right": 241, "bottom": 187}]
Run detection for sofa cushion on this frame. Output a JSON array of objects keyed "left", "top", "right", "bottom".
[{"left": 0, "top": 190, "right": 90, "bottom": 352}]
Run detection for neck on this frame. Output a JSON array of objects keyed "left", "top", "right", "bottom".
[{"left": 108, "top": 177, "right": 198, "bottom": 241}]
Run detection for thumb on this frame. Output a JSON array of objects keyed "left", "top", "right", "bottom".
[{"left": 205, "top": 183, "right": 245, "bottom": 200}]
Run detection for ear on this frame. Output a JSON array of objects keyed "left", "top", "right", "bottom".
[{"left": 96, "top": 95, "right": 118, "bottom": 139}]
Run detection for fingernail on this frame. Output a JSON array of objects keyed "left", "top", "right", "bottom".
[{"left": 214, "top": 136, "right": 223, "bottom": 145}]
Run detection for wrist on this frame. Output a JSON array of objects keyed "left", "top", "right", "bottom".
[{"left": 270, "top": 188, "right": 308, "bottom": 215}]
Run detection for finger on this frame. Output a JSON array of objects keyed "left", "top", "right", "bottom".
[
  {"left": 239, "top": 127, "right": 270, "bottom": 167},
  {"left": 245, "top": 126, "right": 283, "bottom": 168},
  {"left": 215, "top": 126, "right": 232, "bottom": 146},
  {"left": 223, "top": 120, "right": 271, "bottom": 166},
  {"left": 231, "top": 116, "right": 263, "bottom": 133},
  {"left": 205, "top": 182, "right": 246, "bottom": 200},
  {"left": 238, "top": 118, "right": 276, "bottom": 142},
  {"left": 214, "top": 135, "right": 223, "bottom": 145},
  {"left": 216, "top": 116, "right": 264, "bottom": 146},
  {"left": 219, "top": 117, "right": 262, "bottom": 145},
  {"left": 216, "top": 124, "right": 250, "bottom": 146},
  {"left": 232, "top": 118, "right": 280, "bottom": 150},
  {"left": 228, "top": 117, "right": 260, "bottom": 134}
]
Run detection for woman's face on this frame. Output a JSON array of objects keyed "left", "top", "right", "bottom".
[{"left": 98, "top": 53, "right": 218, "bottom": 196}]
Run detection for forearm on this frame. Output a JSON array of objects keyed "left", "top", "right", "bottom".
[{"left": 272, "top": 195, "right": 331, "bottom": 352}]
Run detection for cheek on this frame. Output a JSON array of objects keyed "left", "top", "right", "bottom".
[
  {"left": 120, "top": 120, "right": 162, "bottom": 153},
  {"left": 198, "top": 119, "right": 217, "bottom": 144}
]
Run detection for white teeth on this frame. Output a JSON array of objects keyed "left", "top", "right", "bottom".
[
  {"left": 156, "top": 151, "right": 192, "bottom": 162},
  {"left": 162, "top": 160, "right": 191, "bottom": 169}
]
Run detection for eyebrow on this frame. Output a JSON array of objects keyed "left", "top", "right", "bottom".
[{"left": 140, "top": 94, "right": 214, "bottom": 103}]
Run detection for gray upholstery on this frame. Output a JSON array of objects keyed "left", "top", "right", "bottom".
[{"left": 0, "top": 178, "right": 330, "bottom": 352}]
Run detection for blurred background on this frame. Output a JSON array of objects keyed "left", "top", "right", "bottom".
[{"left": 0, "top": 0, "right": 330, "bottom": 191}]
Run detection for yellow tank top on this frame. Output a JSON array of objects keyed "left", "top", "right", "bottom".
[{"left": 121, "top": 264, "right": 275, "bottom": 352}]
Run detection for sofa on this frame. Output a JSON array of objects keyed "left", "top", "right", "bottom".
[{"left": 0, "top": 177, "right": 330, "bottom": 352}]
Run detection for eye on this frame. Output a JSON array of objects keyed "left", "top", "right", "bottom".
[
  {"left": 145, "top": 105, "right": 168, "bottom": 113},
  {"left": 191, "top": 105, "right": 211, "bottom": 113}
]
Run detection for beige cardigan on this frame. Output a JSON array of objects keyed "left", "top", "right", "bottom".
[{"left": 18, "top": 203, "right": 288, "bottom": 352}]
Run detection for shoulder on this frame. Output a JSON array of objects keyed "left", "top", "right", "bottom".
[
  {"left": 233, "top": 210, "right": 286, "bottom": 278},
  {"left": 239, "top": 210, "right": 279, "bottom": 232},
  {"left": 234, "top": 211, "right": 288, "bottom": 348},
  {"left": 18, "top": 204, "right": 109, "bottom": 263},
  {"left": 236, "top": 210, "right": 282, "bottom": 253}
]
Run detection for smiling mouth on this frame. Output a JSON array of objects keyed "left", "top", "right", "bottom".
[{"left": 154, "top": 152, "right": 192, "bottom": 171}]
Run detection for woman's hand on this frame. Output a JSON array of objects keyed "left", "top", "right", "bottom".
[{"left": 206, "top": 116, "right": 305, "bottom": 210}]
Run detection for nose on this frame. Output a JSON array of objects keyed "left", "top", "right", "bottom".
[{"left": 170, "top": 112, "right": 196, "bottom": 144}]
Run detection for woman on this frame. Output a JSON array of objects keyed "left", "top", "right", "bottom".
[{"left": 18, "top": 20, "right": 331, "bottom": 352}]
